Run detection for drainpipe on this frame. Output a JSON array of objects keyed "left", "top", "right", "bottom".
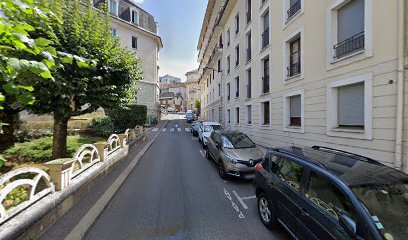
[{"left": 395, "top": 0, "right": 405, "bottom": 171}]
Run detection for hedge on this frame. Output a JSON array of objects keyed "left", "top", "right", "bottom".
[{"left": 106, "top": 105, "right": 147, "bottom": 133}]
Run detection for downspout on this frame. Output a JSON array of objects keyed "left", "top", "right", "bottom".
[{"left": 395, "top": 0, "right": 405, "bottom": 171}]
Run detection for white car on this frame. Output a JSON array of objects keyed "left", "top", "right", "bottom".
[{"left": 198, "top": 122, "right": 222, "bottom": 148}]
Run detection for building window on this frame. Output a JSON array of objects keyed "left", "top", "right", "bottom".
[
  {"left": 227, "top": 83, "right": 231, "bottom": 100},
  {"left": 132, "top": 36, "right": 138, "bottom": 49},
  {"left": 227, "top": 55, "right": 231, "bottom": 74},
  {"left": 334, "top": 0, "right": 365, "bottom": 58},
  {"left": 246, "top": 68, "right": 251, "bottom": 98},
  {"left": 337, "top": 83, "right": 364, "bottom": 128},
  {"left": 227, "top": 109, "right": 231, "bottom": 123},
  {"left": 261, "top": 10, "right": 269, "bottom": 49},
  {"left": 246, "top": 0, "right": 252, "bottom": 24},
  {"left": 288, "top": 37, "right": 301, "bottom": 77},
  {"left": 227, "top": 29, "right": 230, "bottom": 47},
  {"left": 109, "top": 0, "right": 118, "bottom": 15},
  {"left": 235, "top": 13, "right": 240, "bottom": 35},
  {"left": 262, "top": 57, "right": 270, "bottom": 93},
  {"left": 235, "top": 45, "right": 240, "bottom": 67},
  {"left": 283, "top": 90, "right": 304, "bottom": 133},
  {"left": 261, "top": 101, "right": 270, "bottom": 126},
  {"left": 246, "top": 105, "right": 252, "bottom": 124},
  {"left": 235, "top": 107, "right": 240, "bottom": 125},
  {"left": 289, "top": 95, "right": 301, "bottom": 126},
  {"left": 218, "top": 59, "right": 221, "bottom": 72},
  {"left": 246, "top": 32, "right": 251, "bottom": 62},
  {"left": 235, "top": 77, "right": 240, "bottom": 98},
  {"left": 219, "top": 35, "right": 223, "bottom": 48},
  {"left": 218, "top": 83, "right": 221, "bottom": 96},
  {"left": 287, "top": 0, "right": 301, "bottom": 20},
  {"left": 131, "top": 9, "right": 139, "bottom": 25}
]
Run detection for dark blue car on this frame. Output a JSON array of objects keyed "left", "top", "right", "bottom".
[
  {"left": 186, "top": 113, "right": 195, "bottom": 123},
  {"left": 254, "top": 146, "right": 408, "bottom": 240}
]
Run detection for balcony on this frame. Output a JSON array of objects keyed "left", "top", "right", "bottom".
[
  {"left": 287, "top": 0, "right": 301, "bottom": 20},
  {"left": 262, "top": 28, "right": 269, "bottom": 49},
  {"left": 334, "top": 31, "right": 365, "bottom": 59},
  {"left": 262, "top": 76, "right": 269, "bottom": 94},
  {"left": 287, "top": 62, "right": 301, "bottom": 77},
  {"left": 246, "top": 48, "right": 251, "bottom": 62}
]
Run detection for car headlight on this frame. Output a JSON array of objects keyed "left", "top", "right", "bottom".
[{"left": 225, "top": 155, "right": 237, "bottom": 164}]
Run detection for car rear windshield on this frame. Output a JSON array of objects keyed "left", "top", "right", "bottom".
[
  {"left": 226, "top": 133, "right": 255, "bottom": 149},
  {"left": 204, "top": 125, "right": 222, "bottom": 132},
  {"left": 351, "top": 182, "right": 408, "bottom": 240}
]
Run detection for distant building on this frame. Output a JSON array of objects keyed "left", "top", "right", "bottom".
[
  {"left": 160, "top": 82, "right": 187, "bottom": 100},
  {"left": 159, "top": 92, "right": 185, "bottom": 112},
  {"left": 185, "top": 70, "right": 201, "bottom": 111},
  {"left": 159, "top": 75, "right": 182, "bottom": 85}
]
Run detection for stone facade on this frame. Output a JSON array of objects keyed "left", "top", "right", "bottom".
[{"left": 185, "top": 70, "right": 202, "bottom": 111}]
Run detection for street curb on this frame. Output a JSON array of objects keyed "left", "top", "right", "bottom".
[{"left": 64, "top": 120, "right": 169, "bottom": 240}]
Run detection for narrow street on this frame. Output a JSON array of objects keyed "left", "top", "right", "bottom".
[{"left": 41, "top": 115, "right": 290, "bottom": 239}]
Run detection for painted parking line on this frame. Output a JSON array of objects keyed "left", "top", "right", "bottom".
[
  {"left": 224, "top": 188, "right": 245, "bottom": 219},
  {"left": 170, "top": 128, "right": 174, "bottom": 132},
  {"left": 233, "top": 191, "right": 248, "bottom": 210},
  {"left": 199, "top": 150, "right": 205, "bottom": 157},
  {"left": 241, "top": 195, "right": 256, "bottom": 200},
  {"left": 185, "top": 128, "right": 190, "bottom": 132},
  {"left": 178, "top": 128, "right": 181, "bottom": 132},
  {"left": 152, "top": 128, "right": 159, "bottom": 132},
  {"left": 162, "top": 128, "right": 166, "bottom": 132},
  {"left": 175, "top": 124, "right": 178, "bottom": 128}
]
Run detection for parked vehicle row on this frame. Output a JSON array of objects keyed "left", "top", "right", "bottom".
[{"left": 188, "top": 120, "right": 408, "bottom": 240}]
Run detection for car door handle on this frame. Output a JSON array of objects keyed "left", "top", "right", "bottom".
[{"left": 300, "top": 208, "right": 310, "bottom": 217}]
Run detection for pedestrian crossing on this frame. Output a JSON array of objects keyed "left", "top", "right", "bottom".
[{"left": 151, "top": 127, "right": 190, "bottom": 133}]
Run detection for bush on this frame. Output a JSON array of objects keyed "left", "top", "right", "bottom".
[
  {"left": 89, "top": 117, "right": 114, "bottom": 137},
  {"left": 107, "top": 105, "right": 147, "bottom": 133},
  {"left": 147, "top": 115, "right": 158, "bottom": 125}
]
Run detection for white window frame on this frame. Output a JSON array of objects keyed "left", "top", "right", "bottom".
[
  {"left": 259, "top": 8, "right": 270, "bottom": 53},
  {"left": 283, "top": 90, "right": 305, "bottom": 133},
  {"left": 109, "top": 0, "right": 119, "bottom": 16},
  {"left": 326, "top": 73, "right": 372, "bottom": 139},
  {"left": 326, "top": 0, "right": 373, "bottom": 70},
  {"left": 282, "top": 0, "right": 304, "bottom": 28},
  {"left": 130, "top": 7, "right": 140, "bottom": 25},
  {"left": 259, "top": 53, "right": 271, "bottom": 95},
  {"left": 259, "top": 98, "right": 272, "bottom": 129},
  {"left": 245, "top": 103, "right": 253, "bottom": 126},
  {"left": 283, "top": 27, "right": 304, "bottom": 84},
  {"left": 226, "top": 108, "right": 231, "bottom": 124},
  {"left": 235, "top": 107, "right": 240, "bottom": 126}
]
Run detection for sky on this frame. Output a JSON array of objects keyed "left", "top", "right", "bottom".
[{"left": 133, "top": 0, "right": 208, "bottom": 82}]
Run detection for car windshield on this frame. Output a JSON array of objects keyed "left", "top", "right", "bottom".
[
  {"left": 226, "top": 133, "right": 255, "bottom": 149},
  {"left": 204, "top": 125, "right": 221, "bottom": 132},
  {"left": 352, "top": 182, "right": 408, "bottom": 240}
]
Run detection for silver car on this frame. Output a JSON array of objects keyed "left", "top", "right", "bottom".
[{"left": 206, "top": 130, "right": 264, "bottom": 179}]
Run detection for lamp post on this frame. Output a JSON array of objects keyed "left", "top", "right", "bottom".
[{"left": 203, "top": 67, "right": 224, "bottom": 125}]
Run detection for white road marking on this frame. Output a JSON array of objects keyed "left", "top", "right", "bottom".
[
  {"left": 170, "top": 128, "right": 174, "bottom": 132},
  {"left": 241, "top": 195, "right": 256, "bottom": 200},
  {"left": 152, "top": 128, "right": 159, "bottom": 132},
  {"left": 233, "top": 191, "right": 248, "bottom": 210},
  {"left": 175, "top": 124, "right": 178, "bottom": 128},
  {"left": 185, "top": 128, "right": 190, "bottom": 132},
  {"left": 224, "top": 188, "right": 245, "bottom": 219},
  {"left": 199, "top": 150, "right": 205, "bottom": 157},
  {"left": 178, "top": 128, "right": 181, "bottom": 132},
  {"left": 162, "top": 128, "right": 166, "bottom": 132}
]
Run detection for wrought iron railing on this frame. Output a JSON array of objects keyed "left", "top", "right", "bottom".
[
  {"left": 262, "top": 75, "right": 269, "bottom": 93},
  {"left": 287, "top": 62, "right": 301, "bottom": 77},
  {"left": 287, "top": 0, "right": 301, "bottom": 20},
  {"left": 262, "top": 28, "right": 269, "bottom": 49},
  {"left": 334, "top": 31, "right": 365, "bottom": 58}
]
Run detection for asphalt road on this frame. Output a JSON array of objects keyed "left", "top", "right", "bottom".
[{"left": 42, "top": 114, "right": 291, "bottom": 240}]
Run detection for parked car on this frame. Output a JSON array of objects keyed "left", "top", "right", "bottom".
[
  {"left": 191, "top": 121, "right": 201, "bottom": 136},
  {"left": 186, "top": 113, "right": 195, "bottom": 123},
  {"left": 254, "top": 145, "right": 408, "bottom": 240},
  {"left": 198, "top": 122, "right": 222, "bottom": 148},
  {"left": 206, "top": 130, "right": 263, "bottom": 179}
]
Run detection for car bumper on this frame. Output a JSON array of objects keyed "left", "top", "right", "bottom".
[{"left": 223, "top": 162, "right": 256, "bottom": 179}]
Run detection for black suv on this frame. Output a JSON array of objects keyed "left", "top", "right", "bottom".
[{"left": 254, "top": 146, "right": 408, "bottom": 240}]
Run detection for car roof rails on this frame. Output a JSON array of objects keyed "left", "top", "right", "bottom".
[
  {"left": 311, "top": 146, "right": 383, "bottom": 165},
  {"left": 272, "top": 148, "right": 327, "bottom": 169}
]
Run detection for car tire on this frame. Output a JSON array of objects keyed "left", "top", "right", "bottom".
[
  {"left": 257, "top": 193, "right": 278, "bottom": 229},
  {"left": 218, "top": 160, "right": 227, "bottom": 179}
]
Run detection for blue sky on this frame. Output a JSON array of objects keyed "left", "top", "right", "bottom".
[{"left": 134, "top": 0, "right": 208, "bottom": 81}]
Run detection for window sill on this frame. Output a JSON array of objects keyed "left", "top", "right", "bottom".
[
  {"left": 331, "top": 128, "right": 364, "bottom": 133},
  {"left": 327, "top": 128, "right": 371, "bottom": 140},
  {"left": 330, "top": 49, "right": 365, "bottom": 64},
  {"left": 246, "top": 58, "right": 252, "bottom": 65},
  {"left": 260, "top": 92, "right": 270, "bottom": 97},
  {"left": 235, "top": 65, "right": 240, "bottom": 69},
  {"left": 246, "top": 123, "right": 253, "bottom": 126},
  {"left": 283, "top": 10, "right": 303, "bottom": 29},
  {"left": 260, "top": 124, "right": 270, "bottom": 128},
  {"left": 260, "top": 44, "right": 270, "bottom": 54},
  {"left": 245, "top": 21, "right": 252, "bottom": 30},
  {"left": 284, "top": 126, "right": 304, "bottom": 133},
  {"left": 284, "top": 74, "right": 303, "bottom": 84}
]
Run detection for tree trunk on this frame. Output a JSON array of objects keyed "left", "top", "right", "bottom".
[
  {"left": 0, "top": 110, "right": 18, "bottom": 152},
  {"left": 52, "top": 114, "right": 69, "bottom": 159}
]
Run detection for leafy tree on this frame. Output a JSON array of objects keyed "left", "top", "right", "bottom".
[
  {"left": 194, "top": 100, "right": 201, "bottom": 116},
  {"left": 29, "top": 0, "right": 142, "bottom": 158}
]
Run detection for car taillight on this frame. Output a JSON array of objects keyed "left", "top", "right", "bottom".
[{"left": 255, "top": 163, "right": 263, "bottom": 171}]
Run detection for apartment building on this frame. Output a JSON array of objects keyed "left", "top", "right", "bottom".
[
  {"left": 197, "top": 0, "right": 408, "bottom": 172},
  {"left": 160, "top": 74, "right": 182, "bottom": 85},
  {"left": 93, "top": 0, "right": 163, "bottom": 119},
  {"left": 185, "top": 70, "right": 202, "bottom": 111}
]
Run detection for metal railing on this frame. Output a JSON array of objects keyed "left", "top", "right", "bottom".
[
  {"left": 287, "top": 62, "right": 301, "bottom": 77},
  {"left": 262, "top": 75, "right": 269, "bottom": 93},
  {"left": 334, "top": 31, "right": 365, "bottom": 58},
  {"left": 262, "top": 28, "right": 269, "bottom": 49},
  {"left": 287, "top": 0, "right": 301, "bottom": 20}
]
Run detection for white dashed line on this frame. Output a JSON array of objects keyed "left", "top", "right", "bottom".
[
  {"left": 185, "top": 128, "right": 190, "bottom": 132},
  {"left": 162, "top": 128, "right": 166, "bottom": 132},
  {"left": 199, "top": 150, "right": 205, "bottom": 157},
  {"left": 170, "top": 128, "right": 174, "bottom": 132},
  {"left": 233, "top": 191, "right": 248, "bottom": 210},
  {"left": 241, "top": 195, "right": 256, "bottom": 200},
  {"left": 178, "top": 128, "right": 181, "bottom": 132},
  {"left": 152, "top": 128, "right": 159, "bottom": 132},
  {"left": 175, "top": 124, "right": 178, "bottom": 128}
]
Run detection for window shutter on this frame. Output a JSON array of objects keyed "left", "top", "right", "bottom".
[
  {"left": 338, "top": 82, "right": 364, "bottom": 127},
  {"left": 337, "top": 0, "right": 364, "bottom": 42},
  {"left": 290, "top": 95, "right": 301, "bottom": 117}
]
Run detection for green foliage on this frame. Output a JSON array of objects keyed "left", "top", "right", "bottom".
[
  {"left": 107, "top": 105, "right": 147, "bottom": 133},
  {"left": 90, "top": 117, "right": 114, "bottom": 137},
  {"left": 3, "top": 135, "right": 104, "bottom": 163},
  {"left": 3, "top": 185, "right": 29, "bottom": 210},
  {"left": 147, "top": 115, "right": 158, "bottom": 125},
  {"left": 194, "top": 100, "right": 201, "bottom": 115},
  {"left": 0, "top": 155, "right": 5, "bottom": 168}
]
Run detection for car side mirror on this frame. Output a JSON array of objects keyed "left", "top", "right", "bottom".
[{"left": 339, "top": 215, "right": 357, "bottom": 237}]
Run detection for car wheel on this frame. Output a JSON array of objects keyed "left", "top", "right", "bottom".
[
  {"left": 205, "top": 149, "right": 211, "bottom": 160},
  {"left": 218, "top": 160, "right": 227, "bottom": 179},
  {"left": 257, "top": 193, "right": 278, "bottom": 229}
]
